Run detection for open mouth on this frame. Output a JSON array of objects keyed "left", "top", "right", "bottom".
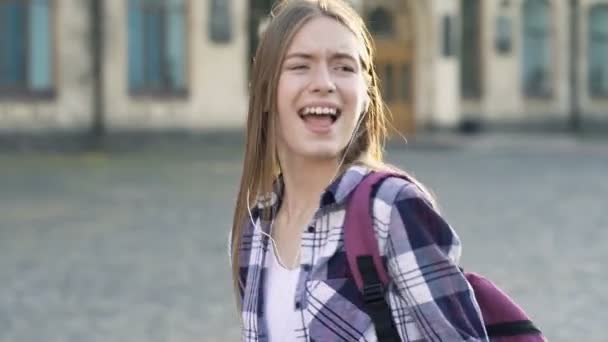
[{"left": 297, "top": 106, "right": 342, "bottom": 124}]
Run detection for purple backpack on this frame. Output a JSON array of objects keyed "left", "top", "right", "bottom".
[{"left": 344, "top": 172, "right": 546, "bottom": 342}]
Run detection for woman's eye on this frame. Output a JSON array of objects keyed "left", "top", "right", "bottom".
[
  {"left": 289, "top": 65, "right": 308, "bottom": 70},
  {"left": 337, "top": 65, "right": 355, "bottom": 72}
]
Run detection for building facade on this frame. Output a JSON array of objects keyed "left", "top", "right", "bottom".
[{"left": 0, "top": 0, "right": 606, "bottom": 135}]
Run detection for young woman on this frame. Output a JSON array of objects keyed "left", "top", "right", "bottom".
[{"left": 230, "top": 0, "right": 488, "bottom": 341}]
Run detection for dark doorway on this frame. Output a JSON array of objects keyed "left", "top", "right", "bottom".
[{"left": 248, "top": 0, "right": 275, "bottom": 78}]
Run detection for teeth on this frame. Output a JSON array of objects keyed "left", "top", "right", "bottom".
[{"left": 301, "top": 107, "right": 338, "bottom": 115}]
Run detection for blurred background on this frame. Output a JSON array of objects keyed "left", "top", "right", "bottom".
[{"left": 0, "top": 0, "right": 607, "bottom": 341}]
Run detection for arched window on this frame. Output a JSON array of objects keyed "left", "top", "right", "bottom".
[
  {"left": 589, "top": 5, "right": 608, "bottom": 98},
  {"left": 521, "top": 0, "right": 552, "bottom": 98},
  {"left": 368, "top": 7, "right": 394, "bottom": 37}
]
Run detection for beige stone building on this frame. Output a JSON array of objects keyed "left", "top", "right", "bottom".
[{"left": 0, "top": 0, "right": 606, "bottom": 135}]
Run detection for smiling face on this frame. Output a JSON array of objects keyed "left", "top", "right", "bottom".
[{"left": 275, "top": 16, "right": 369, "bottom": 164}]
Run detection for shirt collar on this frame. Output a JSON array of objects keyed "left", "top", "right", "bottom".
[
  {"left": 253, "top": 164, "right": 372, "bottom": 211},
  {"left": 321, "top": 164, "right": 372, "bottom": 206}
]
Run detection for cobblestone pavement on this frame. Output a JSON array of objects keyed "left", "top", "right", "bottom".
[{"left": 0, "top": 133, "right": 606, "bottom": 342}]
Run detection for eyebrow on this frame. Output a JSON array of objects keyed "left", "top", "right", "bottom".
[{"left": 284, "top": 52, "right": 358, "bottom": 63}]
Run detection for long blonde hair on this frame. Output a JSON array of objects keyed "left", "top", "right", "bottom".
[{"left": 231, "top": 0, "right": 433, "bottom": 310}]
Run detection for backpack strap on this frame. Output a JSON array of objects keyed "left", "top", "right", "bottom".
[
  {"left": 345, "top": 171, "right": 404, "bottom": 342},
  {"left": 485, "top": 320, "right": 542, "bottom": 337}
]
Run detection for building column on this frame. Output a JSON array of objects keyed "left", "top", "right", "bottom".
[
  {"left": 481, "top": 0, "right": 521, "bottom": 121},
  {"left": 426, "top": 0, "right": 461, "bottom": 129}
]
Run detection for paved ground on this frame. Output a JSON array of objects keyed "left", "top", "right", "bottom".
[{"left": 0, "top": 133, "right": 606, "bottom": 341}]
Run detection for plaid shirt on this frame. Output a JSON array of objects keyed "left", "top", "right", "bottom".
[{"left": 235, "top": 165, "right": 488, "bottom": 341}]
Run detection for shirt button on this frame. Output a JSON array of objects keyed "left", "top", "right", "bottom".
[
  {"left": 303, "top": 265, "right": 311, "bottom": 272},
  {"left": 295, "top": 302, "right": 301, "bottom": 310},
  {"left": 307, "top": 226, "right": 315, "bottom": 233}
]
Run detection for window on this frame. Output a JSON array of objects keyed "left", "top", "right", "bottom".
[
  {"left": 460, "top": 0, "right": 481, "bottom": 99},
  {"left": 368, "top": 7, "right": 394, "bottom": 37},
  {"left": 0, "top": 0, "right": 53, "bottom": 96},
  {"left": 399, "top": 64, "right": 411, "bottom": 101},
  {"left": 589, "top": 5, "right": 608, "bottom": 98},
  {"left": 382, "top": 63, "right": 394, "bottom": 102},
  {"left": 209, "top": 0, "right": 232, "bottom": 43},
  {"left": 442, "top": 15, "right": 456, "bottom": 57},
  {"left": 128, "top": 0, "right": 187, "bottom": 95},
  {"left": 522, "top": 0, "right": 552, "bottom": 98},
  {"left": 495, "top": 15, "right": 513, "bottom": 54}
]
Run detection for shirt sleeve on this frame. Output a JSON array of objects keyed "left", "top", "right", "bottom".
[{"left": 385, "top": 183, "right": 488, "bottom": 341}]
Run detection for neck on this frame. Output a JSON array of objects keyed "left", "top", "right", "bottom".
[{"left": 278, "top": 153, "right": 341, "bottom": 223}]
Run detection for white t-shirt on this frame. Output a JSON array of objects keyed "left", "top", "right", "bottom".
[{"left": 264, "top": 243, "right": 301, "bottom": 342}]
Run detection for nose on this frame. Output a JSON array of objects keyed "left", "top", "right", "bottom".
[{"left": 310, "top": 63, "right": 336, "bottom": 94}]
